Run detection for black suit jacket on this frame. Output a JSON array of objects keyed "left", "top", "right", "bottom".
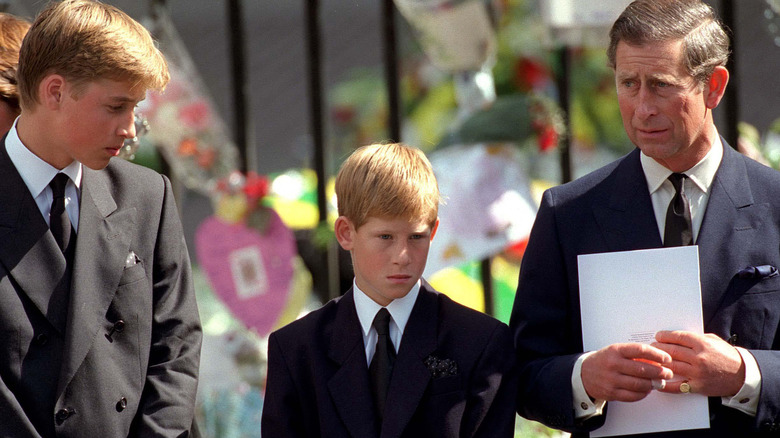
[
  {"left": 0, "top": 142, "right": 202, "bottom": 437},
  {"left": 510, "top": 143, "right": 780, "bottom": 437},
  {"left": 261, "top": 280, "right": 517, "bottom": 438}
]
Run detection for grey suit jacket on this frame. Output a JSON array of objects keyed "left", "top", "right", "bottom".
[{"left": 0, "top": 142, "right": 202, "bottom": 437}]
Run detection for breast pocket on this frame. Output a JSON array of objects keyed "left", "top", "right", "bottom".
[
  {"left": 118, "top": 262, "right": 147, "bottom": 286},
  {"left": 724, "top": 276, "right": 780, "bottom": 349}
]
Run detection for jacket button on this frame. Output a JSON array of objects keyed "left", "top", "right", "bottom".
[
  {"left": 116, "top": 397, "right": 127, "bottom": 412},
  {"left": 34, "top": 333, "right": 48, "bottom": 346},
  {"left": 55, "top": 408, "right": 74, "bottom": 423},
  {"left": 113, "top": 320, "right": 125, "bottom": 332},
  {"left": 105, "top": 319, "right": 126, "bottom": 342},
  {"left": 727, "top": 334, "right": 738, "bottom": 345}
]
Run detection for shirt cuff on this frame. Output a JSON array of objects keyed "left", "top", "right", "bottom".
[
  {"left": 721, "top": 347, "right": 761, "bottom": 417},
  {"left": 573, "top": 352, "right": 606, "bottom": 419}
]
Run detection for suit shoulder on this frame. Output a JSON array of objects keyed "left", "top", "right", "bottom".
[
  {"left": 545, "top": 151, "right": 633, "bottom": 203},
  {"left": 270, "top": 295, "right": 344, "bottom": 344},
  {"left": 744, "top": 154, "right": 780, "bottom": 182},
  {"left": 434, "top": 291, "right": 510, "bottom": 339},
  {"left": 93, "top": 158, "right": 167, "bottom": 202}
]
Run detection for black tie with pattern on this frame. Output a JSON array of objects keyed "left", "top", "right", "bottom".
[
  {"left": 369, "top": 308, "right": 395, "bottom": 423},
  {"left": 50, "top": 173, "right": 73, "bottom": 254},
  {"left": 664, "top": 173, "right": 693, "bottom": 247},
  {"left": 48, "top": 173, "right": 74, "bottom": 331}
]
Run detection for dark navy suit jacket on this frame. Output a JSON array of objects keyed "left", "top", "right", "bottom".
[
  {"left": 262, "top": 280, "right": 517, "bottom": 438},
  {"left": 510, "top": 143, "right": 780, "bottom": 437}
]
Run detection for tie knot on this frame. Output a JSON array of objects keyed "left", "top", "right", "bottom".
[
  {"left": 50, "top": 173, "right": 70, "bottom": 198},
  {"left": 372, "top": 308, "right": 391, "bottom": 336},
  {"left": 668, "top": 173, "right": 686, "bottom": 192}
]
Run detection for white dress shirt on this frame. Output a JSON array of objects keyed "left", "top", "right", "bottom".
[
  {"left": 5, "top": 118, "right": 82, "bottom": 230},
  {"left": 573, "top": 135, "right": 761, "bottom": 419},
  {"left": 354, "top": 280, "right": 420, "bottom": 365}
]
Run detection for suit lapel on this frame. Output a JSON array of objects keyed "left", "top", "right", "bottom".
[
  {"left": 57, "top": 166, "right": 136, "bottom": 396},
  {"left": 697, "top": 143, "right": 757, "bottom": 323},
  {"left": 592, "top": 149, "right": 662, "bottom": 252},
  {"left": 327, "top": 290, "right": 380, "bottom": 438},
  {"left": 380, "top": 282, "right": 438, "bottom": 438},
  {"left": 0, "top": 143, "right": 69, "bottom": 333}
]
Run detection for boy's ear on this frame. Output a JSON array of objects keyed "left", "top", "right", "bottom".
[
  {"left": 334, "top": 216, "right": 355, "bottom": 251},
  {"left": 40, "top": 74, "right": 66, "bottom": 109},
  {"left": 430, "top": 218, "right": 439, "bottom": 242}
]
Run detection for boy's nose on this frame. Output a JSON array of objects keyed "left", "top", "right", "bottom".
[
  {"left": 394, "top": 243, "right": 412, "bottom": 265},
  {"left": 118, "top": 113, "right": 137, "bottom": 139}
]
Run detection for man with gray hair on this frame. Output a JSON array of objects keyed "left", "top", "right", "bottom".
[{"left": 511, "top": 0, "right": 780, "bottom": 436}]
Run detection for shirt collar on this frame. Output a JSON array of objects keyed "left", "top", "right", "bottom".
[
  {"left": 640, "top": 133, "right": 723, "bottom": 195},
  {"left": 353, "top": 280, "right": 420, "bottom": 338},
  {"left": 5, "top": 117, "right": 82, "bottom": 198}
]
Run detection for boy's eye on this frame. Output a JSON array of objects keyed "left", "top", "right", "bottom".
[
  {"left": 379, "top": 234, "right": 391, "bottom": 240},
  {"left": 410, "top": 234, "right": 424, "bottom": 240}
]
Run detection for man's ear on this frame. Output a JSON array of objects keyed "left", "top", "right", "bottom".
[
  {"left": 705, "top": 66, "right": 729, "bottom": 109},
  {"left": 40, "top": 74, "right": 66, "bottom": 109},
  {"left": 430, "top": 218, "right": 440, "bottom": 242},
  {"left": 334, "top": 216, "right": 355, "bottom": 251}
]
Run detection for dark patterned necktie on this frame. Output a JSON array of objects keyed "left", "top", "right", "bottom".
[
  {"left": 48, "top": 173, "right": 74, "bottom": 332},
  {"left": 50, "top": 173, "right": 72, "bottom": 254},
  {"left": 664, "top": 173, "right": 693, "bottom": 247},
  {"left": 369, "top": 308, "right": 395, "bottom": 423}
]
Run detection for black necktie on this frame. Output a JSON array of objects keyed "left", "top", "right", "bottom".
[
  {"left": 50, "top": 173, "right": 72, "bottom": 254},
  {"left": 664, "top": 173, "right": 693, "bottom": 247},
  {"left": 48, "top": 173, "right": 74, "bottom": 332},
  {"left": 369, "top": 308, "right": 395, "bottom": 423}
]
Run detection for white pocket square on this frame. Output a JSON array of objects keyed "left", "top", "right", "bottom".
[{"left": 125, "top": 251, "right": 140, "bottom": 268}]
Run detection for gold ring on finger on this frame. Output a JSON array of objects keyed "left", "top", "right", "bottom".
[{"left": 679, "top": 381, "right": 691, "bottom": 394}]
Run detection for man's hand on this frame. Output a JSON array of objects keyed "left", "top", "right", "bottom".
[
  {"left": 652, "top": 330, "right": 745, "bottom": 397},
  {"left": 582, "top": 343, "right": 674, "bottom": 402}
]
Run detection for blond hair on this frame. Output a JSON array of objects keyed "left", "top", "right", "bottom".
[
  {"left": 18, "top": 0, "right": 169, "bottom": 110},
  {"left": 335, "top": 143, "right": 439, "bottom": 230},
  {"left": 0, "top": 13, "right": 30, "bottom": 111}
]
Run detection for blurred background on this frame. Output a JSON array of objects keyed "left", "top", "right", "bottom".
[{"left": 8, "top": 0, "right": 780, "bottom": 436}]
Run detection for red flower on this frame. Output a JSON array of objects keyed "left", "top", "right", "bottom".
[
  {"left": 197, "top": 148, "right": 217, "bottom": 169},
  {"left": 331, "top": 106, "right": 355, "bottom": 126},
  {"left": 243, "top": 172, "right": 270, "bottom": 201},
  {"left": 179, "top": 101, "right": 211, "bottom": 130},
  {"left": 537, "top": 125, "right": 558, "bottom": 152},
  {"left": 514, "top": 57, "right": 550, "bottom": 92}
]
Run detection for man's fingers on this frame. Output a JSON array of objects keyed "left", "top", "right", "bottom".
[
  {"left": 655, "top": 330, "right": 699, "bottom": 347},
  {"left": 628, "top": 358, "right": 674, "bottom": 380},
  {"left": 617, "top": 342, "right": 673, "bottom": 365}
]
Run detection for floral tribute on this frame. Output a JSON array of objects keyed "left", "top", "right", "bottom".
[{"left": 195, "top": 170, "right": 299, "bottom": 338}]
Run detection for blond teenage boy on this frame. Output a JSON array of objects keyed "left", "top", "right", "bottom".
[
  {"left": 262, "top": 143, "right": 517, "bottom": 438},
  {"left": 0, "top": 1, "right": 201, "bottom": 437}
]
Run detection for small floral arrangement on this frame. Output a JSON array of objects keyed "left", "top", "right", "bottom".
[
  {"left": 214, "top": 170, "right": 272, "bottom": 231},
  {"left": 424, "top": 355, "right": 459, "bottom": 379}
]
